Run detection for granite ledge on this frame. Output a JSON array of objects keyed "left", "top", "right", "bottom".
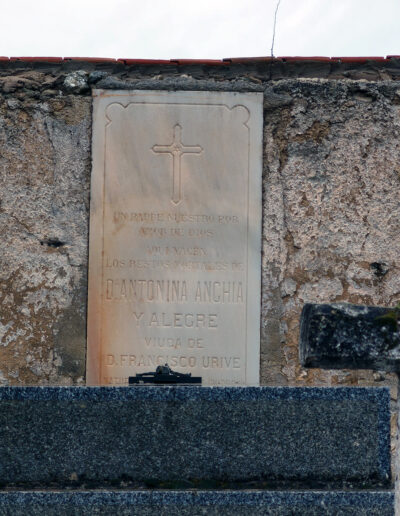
[
  {"left": 0, "top": 490, "right": 394, "bottom": 516},
  {"left": 0, "top": 386, "right": 390, "bottom": 489},
  {"left": 0, "top": 385, "right": 390, "bottom": 402}
]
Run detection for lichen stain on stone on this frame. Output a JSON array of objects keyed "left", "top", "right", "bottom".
[
  {"left": 373, "top": 305, "right": 400, "bottom": 340},
  {"left": 270, "top": 107, "right": 291, "bottom": 174},
  {"left": 0, "top": 268, "right": 58, "bottom": 383},
  {"left": 49, "top": 96, "right": 90, "bottom": 126},
  {"left": 293, "top": 120, "right": 331, "bottom": 144},
  {"left": 0, "top": 74, "right": 41, "bottom": 94},
  {"left": 53, "top": 277, "right": 87, "bottom": 379}
]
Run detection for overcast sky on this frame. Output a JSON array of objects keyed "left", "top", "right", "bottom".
[{"left": 0, "top": 0, "right": 399, "bottom": 59}]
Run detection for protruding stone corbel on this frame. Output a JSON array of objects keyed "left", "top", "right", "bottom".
[{"left": 300, "top": 302, "right": 400, "bottom": 372}]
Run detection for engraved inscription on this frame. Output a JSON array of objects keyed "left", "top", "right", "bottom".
[
  {"left": 104, "top": 278, "right": 243, "bottom": 303},
  {"left": 87, "top": 91, "right": 262, "bottom": 386},
  {"left": 152, "top": 124, "right": 203, "bottom": 205}
]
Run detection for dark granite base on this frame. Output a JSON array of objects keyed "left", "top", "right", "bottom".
[
  {"left": 0, "top": 490, "right": 394, "bottom": 515},
  {"left": 0, "top": 386, "right": 390, "bottom": 489}
]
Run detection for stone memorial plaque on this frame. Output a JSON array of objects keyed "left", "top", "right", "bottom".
[{"left": 87, "top": 90, "right": 263, "bottom": 385}]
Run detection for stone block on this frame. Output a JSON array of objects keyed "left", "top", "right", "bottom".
[
  {"left": 0, "top": 490, "right": 394, "bottom": 515},
  {"left": 300, "top": 302, "right": 400, "bottom": 371},
  {"left": 0, "top": 386, "right": 390, "bottom": 488}
]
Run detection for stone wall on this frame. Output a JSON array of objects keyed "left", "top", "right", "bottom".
[
  {"left": 262, "top": 78, "right": 400, "bottom": 391},
  {"left": 0, "top": 59, "right": 399, "bottom": 403},
  {"left": 0, "top": 88, "right": 91, "bottom": 385}
]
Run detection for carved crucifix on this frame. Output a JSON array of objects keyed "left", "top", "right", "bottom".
[{"left": 152, "top": 124, "right": 203, "bottom": 205}]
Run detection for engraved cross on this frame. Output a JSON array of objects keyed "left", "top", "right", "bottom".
[{"left": 152, "top": 124, "right": 203, "bottom": 205}]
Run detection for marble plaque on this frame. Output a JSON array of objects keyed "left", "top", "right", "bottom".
[{"left": 87, "top": 90, "right": 263, "bottom": 386}]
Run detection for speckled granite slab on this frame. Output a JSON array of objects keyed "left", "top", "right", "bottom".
[
  {"left": 0, "top": 386, "right": 390, "bottom": 488},
  {"left": 0, "top": 491, "right": 394, "bottom": 515}
]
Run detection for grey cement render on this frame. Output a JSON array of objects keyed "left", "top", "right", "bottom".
[
  {"left": 0, "top": 490, "right": 394, "bottom": 516},
  {"left": 0, "top": 386, "right": 390, "bottom": 489}
]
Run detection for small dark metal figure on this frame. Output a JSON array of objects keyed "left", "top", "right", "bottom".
[{"left": 129, "top": 363, "right": 202, "bottom": 385}]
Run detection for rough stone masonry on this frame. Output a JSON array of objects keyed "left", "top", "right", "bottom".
[{"left": 0, "top": 57, "right": 399, "bottom": 405}]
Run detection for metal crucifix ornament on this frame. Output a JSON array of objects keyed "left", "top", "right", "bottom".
[
  {"left": 152, "top": 124, "right": 203, "bottom": 205},
  {"left": 129, "top": 363, "right": 202, "bottom": 385}
]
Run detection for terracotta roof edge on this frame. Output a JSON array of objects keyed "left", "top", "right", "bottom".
[{"left": 0, "top": 56, "right": 398, "bottom": 65}]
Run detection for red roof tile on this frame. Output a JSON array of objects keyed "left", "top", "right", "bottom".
[
  {"left": 223, "top": 57, "right": 276, "bottom": 63},
  {"left": 10, "top": 57, "right": 63, "bottom": 62},
  {"left": 171, "top": 59, "right": 227, "bottom": 66},
  {"left": 117, "top": 58, "right": 172, "bottom": 65},
  {"left": 0, "top": 56, "right": 399, "bottom": 66},
  {"left": 278, "top": 56, "right": 331, "bottom": 62},
  {"left": 64, "top": 57, "right": 116, "bottom": 63},
  {"left": 331, "top": 56, "right": 387, "bottom": 63}
]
